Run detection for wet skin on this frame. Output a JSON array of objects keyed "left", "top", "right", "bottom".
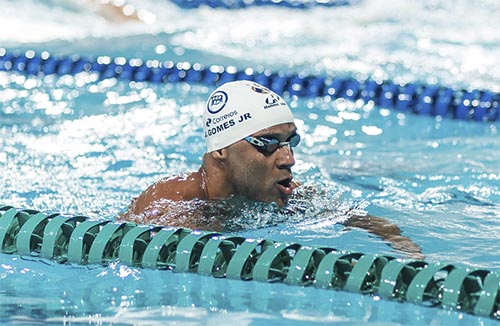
[
  {"left": 120, "top": 122, "right": 424, "bottom": 259},
  {"left": 122, "top": 123, "right": 299, "bottom": 221},
  {"left": 221, "top": 122, "right": 298, "bottom": 207}
]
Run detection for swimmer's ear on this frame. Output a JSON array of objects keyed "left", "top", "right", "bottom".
[{"left": 210, "top": 148, "right": 228, "bottom": 161}]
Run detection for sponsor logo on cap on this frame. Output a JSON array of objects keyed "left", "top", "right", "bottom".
[
  {"left": 264, "top": 94, "right": 284, "bottom": 109},
  {"left": 207, "top": 90, "right": 228, "bottom": 114},
  {"left": 265, "top": 94, "right": 279, "bottom": 105},
  {"left": 251, "top": 84, "right": 270, "bottom": 94}
]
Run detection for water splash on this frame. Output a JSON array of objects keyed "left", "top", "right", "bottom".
[{"left": 119, "top": 182, "right": 369, "bottom": 232}]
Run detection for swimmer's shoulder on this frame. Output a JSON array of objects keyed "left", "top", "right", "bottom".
[{"left": 144, "top": 172, "right": 204, "bottom": 201}]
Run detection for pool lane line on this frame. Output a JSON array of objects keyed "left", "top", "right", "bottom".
[
  {"left": 169, "top": 0, "right": 360, "bottom": 9},
  {"left": 1, "top": 205, "right": 500, "bottom": 321},
  {"left": 1, "top": 48, "right": 498, "bottom": 122}
]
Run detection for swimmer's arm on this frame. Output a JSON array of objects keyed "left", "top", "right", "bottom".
[
  {"left": 290, "top": 183, "right": 422, "bottom": 259},
  {"left": 344, "top": 214, "right": 424, "bottom": 260}
]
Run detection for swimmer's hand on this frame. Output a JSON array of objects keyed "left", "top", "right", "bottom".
[{"left": 345, "top": 215, "right": 424, "bottom": 260}]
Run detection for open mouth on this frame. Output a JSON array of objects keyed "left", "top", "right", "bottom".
[
  {"left": 276, "top": 177, "right": 294, "bottom": 196},
  {"left": 277, "top": 177, "right": 292, "bottom": 188}
]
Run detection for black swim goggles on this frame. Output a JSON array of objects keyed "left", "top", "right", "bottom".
[{"left": 244, "top": 133, "right": 301, "bottom": 154}]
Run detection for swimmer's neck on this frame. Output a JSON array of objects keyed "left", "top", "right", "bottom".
[{"left": 198, "top": 152, "right": 235, "bottom": 201}]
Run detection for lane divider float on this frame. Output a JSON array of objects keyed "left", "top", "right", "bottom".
[
  {"left": 170, "top": 0, "right": 359, "bottom": 9},
  {"left": 1, "top": 205, "right": 500, "bottom": 320},
  {"left": 0, "top": 48, "right": 498, "bottom": 122}
]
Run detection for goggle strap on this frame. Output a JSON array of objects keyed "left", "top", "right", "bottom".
[{"left": 245, "top": 137, "right": 266, "bottom": 147}]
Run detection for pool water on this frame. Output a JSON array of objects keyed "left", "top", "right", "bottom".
[{"left": 1, "top": 0, "right": 500, "bottom": 325}]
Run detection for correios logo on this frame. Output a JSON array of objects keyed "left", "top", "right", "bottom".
[{"left": 207, "top": 90, "right": 228, "bottom": 114}]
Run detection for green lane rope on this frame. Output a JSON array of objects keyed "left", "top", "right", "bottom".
[{"left": 1, "top": 205, "right": 499, "bottom": 320}]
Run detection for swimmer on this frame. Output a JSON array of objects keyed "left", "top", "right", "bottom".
[
  {"left": 120, "top": 80, "right": 423, "bottom": 259},
  {"left": 121, "top": 81, "right": 298, "bottom": 226}
]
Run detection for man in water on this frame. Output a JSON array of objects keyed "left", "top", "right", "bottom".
[
  {"left": 120, "top": 80, "right": 422, "bottom": 258},
  {"left": 121, "top": 80, "right": 299, "bottom": 226}
]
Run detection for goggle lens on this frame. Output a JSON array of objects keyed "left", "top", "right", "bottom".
[{"left": 245, "top": 133, "right": 301, "bottom": 154}]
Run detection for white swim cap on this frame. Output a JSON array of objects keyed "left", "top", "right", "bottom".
[{"left": 203, "top": 80, "right": 295, "bottom": 152}]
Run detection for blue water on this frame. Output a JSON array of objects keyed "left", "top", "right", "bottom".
[{"left": 1, "top": 0, "right": 500, "bottom": 325}]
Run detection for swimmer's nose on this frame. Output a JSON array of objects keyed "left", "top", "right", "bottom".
[{"left": 276, "top": 145, "right": 295, "bottom": 168}]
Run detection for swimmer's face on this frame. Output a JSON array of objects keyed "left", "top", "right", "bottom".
[{"left": 224, "top": 122, "right": 298, "bottom": 207}]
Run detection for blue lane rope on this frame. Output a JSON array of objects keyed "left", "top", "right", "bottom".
[
  {"left": 170, "top": 0, "right": 359, "bottom": 9},
  {"left": 1, "top": 205, "right": 500, "bottom": 320},
  {"left": 1, "top": 48, "right": 498, "bottom": 122}
]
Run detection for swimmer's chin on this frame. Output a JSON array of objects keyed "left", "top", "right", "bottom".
[
  {"left": 227, "top": 189, "right": 298, "bottom": 209},
  {"left": 268, "top": 194, "right": 292, "bottom": 208}
]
